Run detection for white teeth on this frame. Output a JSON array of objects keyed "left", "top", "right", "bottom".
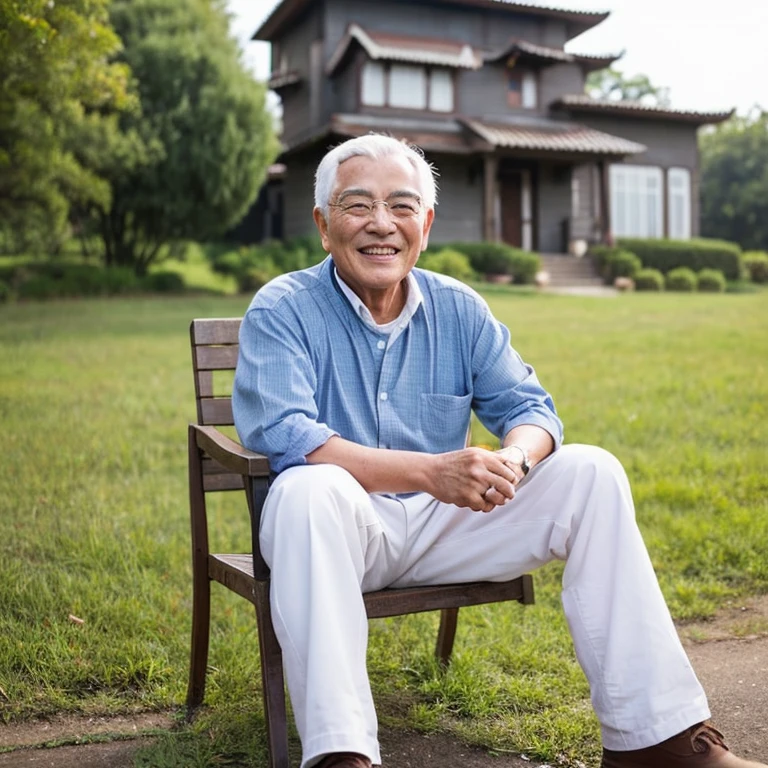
[{"left": 361, "top": 247, "right": 397, "bottom": 255}]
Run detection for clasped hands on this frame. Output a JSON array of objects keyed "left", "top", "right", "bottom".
[{"left": 430, "top": 446, "right": 526, "bottom": 513}]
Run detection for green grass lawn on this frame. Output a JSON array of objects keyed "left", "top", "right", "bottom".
[{"left": 1, "top": 289, "right": 766, "bottom": 766}]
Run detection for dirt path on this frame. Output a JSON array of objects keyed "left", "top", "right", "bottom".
[{"left": 2, "top": 596, "right": 767, "bottom": 768}]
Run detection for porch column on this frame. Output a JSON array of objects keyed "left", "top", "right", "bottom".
[
  {"left": 483, "top": 154, "right": 498, "bottom": 242},
  {"left": 597, "top": 159, "right": 611, "bottom": 244}
]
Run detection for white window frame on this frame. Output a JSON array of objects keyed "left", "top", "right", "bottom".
[
  {"left": 360, "top": 60, "right": 454, "bottom": 113},
  {"left": 667, "top": 167, "right": 692, "bottom": 240},
  {"left": 609, "top": 164, "right": 664, "bottom": 239}
]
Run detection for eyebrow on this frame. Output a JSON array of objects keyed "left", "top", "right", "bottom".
[{"left": 335, "top": 188, "right": 421, "bottom": 202}]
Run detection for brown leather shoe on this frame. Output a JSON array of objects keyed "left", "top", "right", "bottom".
[
  {"left": 601, "top": 722, "right": 767, "bottom": 767},
  {"left": 316, "top": 753, "right": 373, "bottom": 768}
]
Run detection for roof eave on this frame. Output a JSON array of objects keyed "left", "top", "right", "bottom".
[
  {"left": 553, "top": 97, "right": 736, "bottom": 125},
  {"left": 254, "top": 0, "right": 609, "bottom": 42}
]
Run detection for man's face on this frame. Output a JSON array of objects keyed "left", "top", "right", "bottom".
[{"left": 313, "top": 153, "right": 435, "bottom": 308}]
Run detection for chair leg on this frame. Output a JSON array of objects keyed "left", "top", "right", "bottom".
[
  {"left": 435, "top": 607, "right": 459, "bottom": 667},
  {"left": 255, "top": 580, "right": 290, "bottom": 768},
  {"left": 186, "top": 568, "right": 211, "bottom": 718}
]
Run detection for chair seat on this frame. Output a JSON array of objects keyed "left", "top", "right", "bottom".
[{"left": 209, "top": 553, "right": 534, "bottom": 619}]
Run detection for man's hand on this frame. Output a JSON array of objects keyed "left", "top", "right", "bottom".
[{"left": 427, "top": 447, "right": 522, "bottom": 513}]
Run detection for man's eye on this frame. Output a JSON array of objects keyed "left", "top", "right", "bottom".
[
  {"left": 391, "top": 203, "right": 418, "bottom": 214},
  {"left": 345, "top": 202, "right": 370, "bottom": 212}
]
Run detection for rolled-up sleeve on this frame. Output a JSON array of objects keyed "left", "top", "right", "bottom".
[
  {"left": 470, "top": 301, "right": 563, "bottom": 449},
  {"left": 232, "top": 305, "right": 338, "bottom": 473}
]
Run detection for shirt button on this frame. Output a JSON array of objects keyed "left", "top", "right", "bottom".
[
  {"left": 377, "top": 340, "right": 386, "bottom": 350},
  {"left": 380, "top": 392, "right": 388, "bottom": 401}
]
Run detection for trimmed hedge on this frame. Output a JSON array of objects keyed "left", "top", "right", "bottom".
[
  {"left": 437, "top": 241, "right": 540, "bottom": 284},
  {"left": 742, "top": 251, "right": 768, "bottom": 283},
  {"left": 665, "top": 267, "right": 697, "bottom": 292},
  {"left": 616, "top": 238, "right": 742, "bottom": 280},
  {"left": 418, "top": 249, "right": 476, "bottom": 282},
  {"left": 696, "top": 268, "right": 726, "bottom": 293},
  {"left": 634, "top": 268, "right": 665, "bottom": 291}
]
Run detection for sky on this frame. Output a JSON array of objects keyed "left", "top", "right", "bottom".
[{"left": 226, "top": 0, "right": 768, "bottom": 116}]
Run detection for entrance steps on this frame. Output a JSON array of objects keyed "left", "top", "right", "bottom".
[{"left": 538, "top": 253, "right": 604, "bottom": 288}]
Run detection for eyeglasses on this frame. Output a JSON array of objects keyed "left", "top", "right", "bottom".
[{"left": 329, "top": 196, "right": 422, "bottom": 220}]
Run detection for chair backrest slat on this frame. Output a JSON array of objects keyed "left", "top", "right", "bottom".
[
  {"left": 194, "top": 345, "right": 239, "bottom": 371},
  {"left": 191, "top": 318, "right": 245, "bottom": 491},
  {"left": 200, "top": 398, "right": 234, "bottom": 426}
]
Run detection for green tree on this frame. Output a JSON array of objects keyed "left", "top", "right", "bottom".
[
  {"left": 0, "top": 0, "right": 134, "bottom": 252},
  {"left": 586, "top": 67, "right": 670, "bottom": 106},
  {"left": 91, "top": 0, "right": 278, "bottom": 274},
  {"left": 699, "top": 109, "right": 768, "bottom": 252}
]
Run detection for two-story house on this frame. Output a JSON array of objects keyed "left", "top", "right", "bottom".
[{"left": 252, "top": 0, "right": 732, "bottom": 253}]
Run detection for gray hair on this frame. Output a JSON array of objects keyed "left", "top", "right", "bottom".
[{"left": 314, "top": 134, "right": 438, "bottom": 216}]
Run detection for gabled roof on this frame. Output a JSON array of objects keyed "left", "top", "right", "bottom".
[
  {"left": 254, "top": 0, "right": 609, "bottom": 43},
  {"left": 462, "top": 116, "right": 645, "bottom": 154},
  {"left": 552, "top": 94, "right": 735, "bottom": 124},
  {"left": 327, "top": 24, "right": 482, "bottom": 75},
  {"left": 484, "top": 39, "right": 622, "bottom": 72}
]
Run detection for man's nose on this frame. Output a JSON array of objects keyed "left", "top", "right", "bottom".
[{"left": 366, "top": 202, "right": 396, "bottom": 231}]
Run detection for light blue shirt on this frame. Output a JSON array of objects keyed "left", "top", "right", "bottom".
[{"left": 233, "top": 256, "right": 563, "bottom": 474}]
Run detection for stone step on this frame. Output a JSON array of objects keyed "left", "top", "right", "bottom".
[{"left": 538, "top": 253, "right": 603, "bottom": 287}]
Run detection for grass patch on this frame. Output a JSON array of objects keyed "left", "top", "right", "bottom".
[{"left": 1, "top": 289, "right": 766, "bottom": 766}]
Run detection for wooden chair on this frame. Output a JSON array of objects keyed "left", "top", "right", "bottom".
[{"left": 186, "top": 316, "right": 535, "bottom": 768}]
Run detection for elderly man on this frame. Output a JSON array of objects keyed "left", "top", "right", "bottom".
[{"left": 232, "top": 134, "right": 764, "bottom": 768}]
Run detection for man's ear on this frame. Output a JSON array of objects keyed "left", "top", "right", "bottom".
[
  {"left": 420, "top": 208, "right": 436, "bottom": 252},
  {"left": 313, "top": 207, "right": 331, "bottom": 252}
]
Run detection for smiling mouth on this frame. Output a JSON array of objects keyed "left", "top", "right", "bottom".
[{"left": 359, "top": 247, "right": 399, "bottom": 256}]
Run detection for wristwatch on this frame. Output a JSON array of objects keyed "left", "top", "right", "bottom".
[{"left": 503, "top": 444, "right": 530, "bottom": 475}]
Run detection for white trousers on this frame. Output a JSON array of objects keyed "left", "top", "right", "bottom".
[{"left": 259, "top": 444, "right": 710, "bottom": 768}]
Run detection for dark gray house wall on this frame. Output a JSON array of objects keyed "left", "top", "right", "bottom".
[
  {"left": 571, "top": 115, "right": 700, "bottom": 169},
  {"left": 424, "top": 153, "right": 484, "bottom": 243},
  {"left": 272, "top": 4, "right": 322, "bottom": 146},
  {"left": 538, "top": 64, "right": 584, "bottom": 115}
]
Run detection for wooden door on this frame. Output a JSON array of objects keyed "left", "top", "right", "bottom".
[{"left": 500, "top": 174, "right": 523, "bottom": 247}]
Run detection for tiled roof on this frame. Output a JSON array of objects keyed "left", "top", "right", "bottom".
[
  {"left": 553, "top": 94, "right": 734, "bottom": 124},
  {"left": 462, "top": 117, "right": 646, "bottom": 155},
  {"left": 326, "top": 24, "right": 482, "bottom": 75},
  {"left": 254, "top": 0, "right": 608, "bottom": 43},
  {"left": 485, "top": 39, "right": 622, "bottom": 72},
  {"left": 280, "top": 113, "right": 645, "bottom": 157},
  {"left": 329, "top": 114, "right": 473, "bottom": 153}
]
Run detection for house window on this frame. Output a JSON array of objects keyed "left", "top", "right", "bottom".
[
  {"left": 668, "top": 167, "right": 691, "bottom": 239},
  {"left": 389, "top": 64, "right": 427, "bottom": 109},
  {"left": 609, "top": 164, "right": 663, "bottom": 238},
  {"left": 507, "top": 68, "right": 537, "bottom": 108},
  {"left": 429, "top": 69, "right": 453, "bottom": 113},
  {"left": 362, "top": 61, "right": 386, "bottom": 106},
  {"left": 361, "top": 60, "right": 454, "bottom": 112}
]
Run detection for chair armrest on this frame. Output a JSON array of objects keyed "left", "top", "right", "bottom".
[{"left": 190, "top": 423, "right": 271, "bottom": 477}]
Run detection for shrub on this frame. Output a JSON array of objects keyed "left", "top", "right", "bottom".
[
  {"left": 142, "top": 271, "right": 185, "bottom": 293},
  {"left": 742, "top": 251, "right": 768, "bottom": 283},
  {"left": 212, "top": 250, "right": 245, "bottom": 276},
  {"left": 696, "top": 268, "right": 726, "bottom": 293},
  {"left": 617, "top": 238, "right": 742, "bottom": 280},
  {"left": 665, "top": 267, "right": 697, "bottom": 292},
  {"left": 418, "top": 249, "right": 475, "bottom": 282},
  {"left": 0, "top": 279, "right": 10, "bottom": 303},
  {"left": 238, "top": 267, "right": 277, "bottom": 294},
  {"left": 634, "top": 268, "right": 665, "bottom": 291},
  {"left": 441, "top": 242, "right": 540, "bottom": 283},
  {"left": 601, "top": 249, "right": 641, "bottom": 284}
]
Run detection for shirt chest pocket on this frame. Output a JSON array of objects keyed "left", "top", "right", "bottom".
[{"left": 419, "top": 392, "right": 473, "bottom": 449}]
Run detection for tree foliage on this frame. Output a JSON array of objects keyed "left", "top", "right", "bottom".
[
  {"left": 0, "top": 0, "right": 134, "bottom": 252},
  {"left": 586, "top": 67, "right": 670, "bottom": 106},
  {"left": 699, "top": 110, "right": 768, "bottom": 252},
  {"left": 91, "top": 0, "right": 279, "bottom": 274}
]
